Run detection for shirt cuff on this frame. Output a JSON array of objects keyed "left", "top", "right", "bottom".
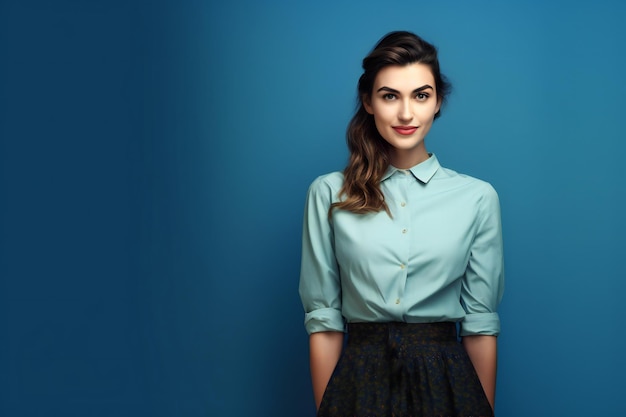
[
  {"left": 304, "top": 307, "right": 345, "bottom": 334},
  {"left": 460, "top": 312, "right": 501, "bottom": 336}
]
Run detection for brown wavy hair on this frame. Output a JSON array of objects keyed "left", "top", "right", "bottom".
[{"left": 330, "top": 31, "right": 451, "bottom": 217}]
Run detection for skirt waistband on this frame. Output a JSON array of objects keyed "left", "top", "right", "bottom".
[{"left": 347, "top": 322, "right": 457, "bottom": 345}]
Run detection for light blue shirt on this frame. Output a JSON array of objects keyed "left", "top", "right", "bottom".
[{"left": 299, "top": 154, "right": 504, "bottom": 337}]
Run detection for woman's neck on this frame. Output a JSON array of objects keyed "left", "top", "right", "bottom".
[{"left": 389, "top": 147, "right": 430, "bottom": 169}]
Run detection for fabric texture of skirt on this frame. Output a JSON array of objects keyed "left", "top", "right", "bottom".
[{"left": 317, "top": 322, "right": 494, "bottom": 417}]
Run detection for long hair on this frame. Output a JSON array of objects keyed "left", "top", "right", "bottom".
[{"left": 330, "top": 31, "right": 451, "bottom": 217}]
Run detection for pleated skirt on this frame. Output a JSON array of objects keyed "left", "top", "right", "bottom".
[{"left": 317, "top": 322, "right": 494, "bottom": 417}]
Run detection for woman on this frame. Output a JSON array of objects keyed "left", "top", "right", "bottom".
[{"left": 299, "top": 31, "right": 504, "bottom": 417}]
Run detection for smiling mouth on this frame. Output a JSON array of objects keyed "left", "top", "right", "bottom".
[{"left": 393, "top": 126, "right": 418, "bottom": 135}]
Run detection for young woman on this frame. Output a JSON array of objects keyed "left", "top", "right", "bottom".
[{"left": 299, "top": 31, "right": 504, "bottom": 417}]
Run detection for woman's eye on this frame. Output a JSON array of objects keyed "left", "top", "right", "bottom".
[
  {"left": 383, "top": 93, "right": 396, "bottom": 100},
  {"left": 416, "top": 93, "right": 429, "bottom": 100}
]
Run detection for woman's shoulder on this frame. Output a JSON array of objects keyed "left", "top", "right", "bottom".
[
  {"left": 304, "top": 171, "right": 344, "bottom": 207},
  {"left": 308, "top": 171, "right": 344, "bottom": 192},
  {"left": 440, "top": 166, "right": 497, "bottom": 190},
  {"left": 436, "top": 166, "right": 499, "bottom": 204}
]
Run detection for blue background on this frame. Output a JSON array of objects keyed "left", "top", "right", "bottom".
[{"left": 1, "top": 1, "right": 625, "bottom": 416}]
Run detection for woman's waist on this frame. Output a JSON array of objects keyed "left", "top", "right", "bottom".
[{"left": 346, "top": 321, "right": 458, "bottom": 345}]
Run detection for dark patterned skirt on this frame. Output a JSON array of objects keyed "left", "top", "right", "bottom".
[{"left": 317, "top": 322, "right": 493, "bottom": 417}]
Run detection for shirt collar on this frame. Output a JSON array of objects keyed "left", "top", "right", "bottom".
[{"left": 381, "top": 153, "right": 441, "bottom": 184}]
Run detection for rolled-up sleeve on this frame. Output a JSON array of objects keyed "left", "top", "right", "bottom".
[
  {"left": 298, "top": 176, "right": 345, "bottom": 334},
  {"left": 460, "top": 184, "right": 505, "bottom": 336}
]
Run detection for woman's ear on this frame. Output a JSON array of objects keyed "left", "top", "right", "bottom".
[{"left": 363, "top": 95, "right": 374, "bottom": 115}]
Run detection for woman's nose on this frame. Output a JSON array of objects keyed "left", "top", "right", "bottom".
[{"left": 398, "top": 100, "right": 413, "bottom": 122}]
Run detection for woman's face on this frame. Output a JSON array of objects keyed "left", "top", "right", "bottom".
[{"left": 364, "top": 62, "right": 441, "bottom": 168}]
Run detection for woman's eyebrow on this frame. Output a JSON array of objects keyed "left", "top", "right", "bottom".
[{"left": 376, "top": 85, "right": 434, "bottom": 94}]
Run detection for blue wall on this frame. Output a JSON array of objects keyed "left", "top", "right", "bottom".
[{"left": 1, "top": 1, "right": 625, "bottom": 416}]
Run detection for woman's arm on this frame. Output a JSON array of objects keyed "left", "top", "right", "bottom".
[
  {"left": 462, "top": 335, "right": 497, "bottom": 411},
  {"left": 309, "top": 331, "right": 344, "bottom": 411}
]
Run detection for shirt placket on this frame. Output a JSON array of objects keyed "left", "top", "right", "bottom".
[{"left": 393, "top": 170, "right": 411, "bottom": 310}]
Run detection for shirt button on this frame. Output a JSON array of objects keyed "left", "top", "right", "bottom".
[
  {"left": 395, "top": 298, "right": 400, "bottom": 304},
  {"left": 400, "top": 202, "right": 406, "bottom": 207},
  {"left": 400, "top": 263, "right": 405, "bottom": 269},
  {"left": 401, "top": 228, "right": 407, "bottom": 234}
]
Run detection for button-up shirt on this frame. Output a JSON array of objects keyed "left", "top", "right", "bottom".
[{"left": 299, "top": 154, "right": 504, "bottom": 336}]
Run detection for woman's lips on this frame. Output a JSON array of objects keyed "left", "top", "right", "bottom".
[{"left": 392, "top": 126, "right": 418, "bottom": 135}]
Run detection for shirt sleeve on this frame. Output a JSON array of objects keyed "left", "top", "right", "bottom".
[
  {"left": 460, "top": 183, "right": 505, "bottom": 337},
  {"left": 298, "top": 176, "right": 345, "bottom": 334}
]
